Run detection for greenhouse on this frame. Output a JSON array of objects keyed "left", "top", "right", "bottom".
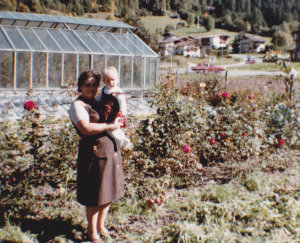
[
  {"left": 0, "top": 11, "right": 159, "bottom": 90},
  {"left": 0, "top": 11, "right": 158, "bottom": 120}
]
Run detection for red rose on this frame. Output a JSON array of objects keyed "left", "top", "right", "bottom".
[
  {"left": 210, "top": 138, "right": 216, "bottom": 145},
  {"left": 278, "top": 138, "right": 285, "bottom": 147},
  {"left": 23, "top": 100, "right": 36, "bottom": 111},
  {"left": 242, "top": 132, "right": 247, "bottom": 137},
  {"left": 221, "top": 92, "right": 229, "bottom": 98},
  {"left": 258, "top": 134, "right": 263, "bottom": 138},
  {"left": 219, "top": 132, "right": 226, "bottom": 138},
  {"left": 248, "top": 95, "right": 254, "bottom": 99},
  {"left": 182, "top": 145, "right": 191, "bottom": 153},
  {"left": 147, "top": 199, "right": 154, "bottom": 205},
  {"left": 154, "top": 198, "right": 161, "bottom": 205}
]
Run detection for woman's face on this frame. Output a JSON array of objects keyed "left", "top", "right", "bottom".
[{"left": 80, "top": 77, "right": 99, "bottom": 99}]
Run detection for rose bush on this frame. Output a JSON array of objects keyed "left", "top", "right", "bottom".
[
  {"left": 0, "top": 116, "right": 79, "bottom": 224},
  {"left": 132, "top": 75, "right": 299, "bottom": 177}
]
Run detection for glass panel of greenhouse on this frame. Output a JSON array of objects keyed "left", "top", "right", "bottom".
[{"left": 0, "top": 10, "right": 159, "bottom": 91}]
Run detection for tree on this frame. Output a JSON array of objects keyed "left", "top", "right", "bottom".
[
  {"left": 271, "top": 30, "right": 293, "bottom": 48},
  {"left": 223, "top": 13, "right": 233, "bottom": 29},
  {"left": 164, "top": 24, "right": 173, "bottom": 34},
  {"left": 187, "top": 12, "right": 195, "bottom": 27},
  {"left": 235, "top": 18, "right": 246, "bottom": 32},
  {"left": 0, "top": 0, "right": 16, "bottom": 11},
  {"left": 203, "top": 16, "right": 215, "bottom": 31},
  {"left": 232, "top": 34, "right": 242, "bottom": 53},
  {"left": 280, "top": 21, "right": 290, "bottom": 33}
]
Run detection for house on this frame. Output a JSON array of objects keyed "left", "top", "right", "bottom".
[
  {"left": 158, "top": 35, "right": 179, "bottom": 56},
  {"left": 173, "top": 39, "right": 201, "bottom": 57},
  {"left": 192, "top": 35, "right": 229, "bottom": 50},
  {"left": 159, "top": 36, "right": 200, "bottom": 57},
  {"left": 288, "top": 31, "right": 300, "bottom": 61},
  {"left": 240, "top": 35, "right": 265, "bottom": 53}
]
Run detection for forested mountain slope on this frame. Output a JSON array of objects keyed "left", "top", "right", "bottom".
[{"left": 1, "top": 0, "right": 299, "bottom": 29}]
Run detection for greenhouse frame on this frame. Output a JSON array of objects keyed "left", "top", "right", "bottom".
[{"left": 0, "top": 11, "right": 159, "bottom": 91}]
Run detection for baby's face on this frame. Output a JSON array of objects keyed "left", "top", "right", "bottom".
[{"left": 104, "top": 72, "right": 119, "bottom": 89}]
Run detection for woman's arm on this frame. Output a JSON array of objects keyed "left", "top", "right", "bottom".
[
  {"left": 75, "top": 120, "right": 120, "bottom": 136},
  {"left": 69, "top": 100, "right": 121, "bottom": 136}
]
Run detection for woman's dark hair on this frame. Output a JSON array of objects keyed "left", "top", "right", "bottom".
[{"left": 77, "top": 70, "right": 101, "bottom": 92}]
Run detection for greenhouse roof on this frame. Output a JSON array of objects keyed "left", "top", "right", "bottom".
[
  {"left": 0, "top": 11, "right": 158, "bottom": 57},
  {"left": 0, "top": 11, "right": 135, "bottom": 31},
  {"left": 0, "top": 25, "right": 158, "bottom": 57}
]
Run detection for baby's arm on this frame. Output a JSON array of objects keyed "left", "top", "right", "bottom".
[{"left": 116, "top": 93, "right": 127, "bottom": 116}]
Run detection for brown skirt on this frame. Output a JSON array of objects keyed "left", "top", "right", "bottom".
[{"left": 76, "top": 133, "right": 124, "bottom": 206}]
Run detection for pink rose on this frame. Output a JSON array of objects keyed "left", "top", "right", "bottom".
[
  {"left": 182, "top": 145, "right": 191, "bottom": 153},
  {"left": 210, "top": 138, "right": 216, "bottom": 145},
  {"left": 23, "top": 101, "right": 36, "bottom": 111},
  {"left": 242, "top": 132, "right": 247, "bottom": 137},
  {"left": 221, "top": 92, "right": 229, "bottom": 98},
  {"left": 248, "top": 95, "right": 254, "bottom": 99}
]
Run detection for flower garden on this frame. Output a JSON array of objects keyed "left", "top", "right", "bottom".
[{"left": 0, "top": 61, "right": 299, "bottom": 242}]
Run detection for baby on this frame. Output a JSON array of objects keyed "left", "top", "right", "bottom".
[{"left": 96, "top": 66, "right": 130, "bottom": 149}]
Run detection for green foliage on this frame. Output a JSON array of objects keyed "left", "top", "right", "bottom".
[
  {"left": 203, "top": 16, "right": 215, "bottom": 31},
  {"left": 272, "top": 30, "right": 293, "bottom": 48},
  {"left": 155, "top": 168, "right": 300, "bottom": 242},
  {"left": 186, "top": 12, "right": 194, "bottom": 27},
  {"left": 164, "top": 24, "right": 174, "bottom": 34},
  {"left": 0, "top": 225, "right": 37, "bottom": 242},
  {"left": 0, "top": 0, "right": 299, "bottom": 33},
  {"left": 106, "top": 13, "right": 115, "bottom": 20},
  {"left": 0, "top": 73, "right": 299, "bottom": 241},
  {"left": 0, "top": 112, "right": 78, "bottom": 224},
  {"left": 131, "top": 73, "right": 299, "bottom": 180}
]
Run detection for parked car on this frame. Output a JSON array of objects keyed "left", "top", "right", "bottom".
[{"left": 191, "top": 63, "right": 225, "bottom": 73}]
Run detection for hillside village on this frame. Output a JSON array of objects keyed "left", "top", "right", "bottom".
[
  {"left": 158, "top": 33, "right": 266, "bottom": 58},
  {"left": 159, "top": 30, "right": 300, "bottom": 61}
]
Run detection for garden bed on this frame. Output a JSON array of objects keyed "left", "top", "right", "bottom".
[{"left": 0, "top": 68, "right": 299, "bottom": 242}]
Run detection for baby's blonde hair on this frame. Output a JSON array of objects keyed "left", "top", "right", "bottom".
[{"left": 103, "top": 66, "right": 119, "bottom": 83}]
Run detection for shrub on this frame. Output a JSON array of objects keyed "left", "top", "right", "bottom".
[
  {"left": 132, "top": 74, "right": 299, "bottom": 178},
  {"left": 0, "top": 109, "right": 78, "bottom": 224},
  {"left": 106, "top": 14, "right": 115, "bottom": 21}
]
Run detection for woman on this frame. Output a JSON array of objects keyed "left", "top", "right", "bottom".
[{"left": 69, "top": 70, "right": 124, "bottom": 242}]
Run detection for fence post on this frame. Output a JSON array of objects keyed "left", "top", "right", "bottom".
[{"left": 225, "top": 71, "right": 228, "bottom": 89}]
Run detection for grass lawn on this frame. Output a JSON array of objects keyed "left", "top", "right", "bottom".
[
  {"left": 1, "top": 149, "right": 298, "bottom": 242},
  {"left": 140, "top": 15, "right": 182, "bottom": 35}
]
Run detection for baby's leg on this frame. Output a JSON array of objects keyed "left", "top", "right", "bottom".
[{"left": 109, "top": 129, "right": 130, "bottom": 148}]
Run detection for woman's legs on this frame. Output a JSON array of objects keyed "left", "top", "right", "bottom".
[
  {"left": 86, "top": 206, "right": 100, "bottom": 240},
  {"left": 97, "top": 202, "right": 111, "bottom": 233},
  {"left": 86, "top": 202, "right": 111, "bottom": 239}
]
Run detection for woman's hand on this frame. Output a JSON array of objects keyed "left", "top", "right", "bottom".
[{"left": 108, "top": 117, "right": 123, "bottom": 130}]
